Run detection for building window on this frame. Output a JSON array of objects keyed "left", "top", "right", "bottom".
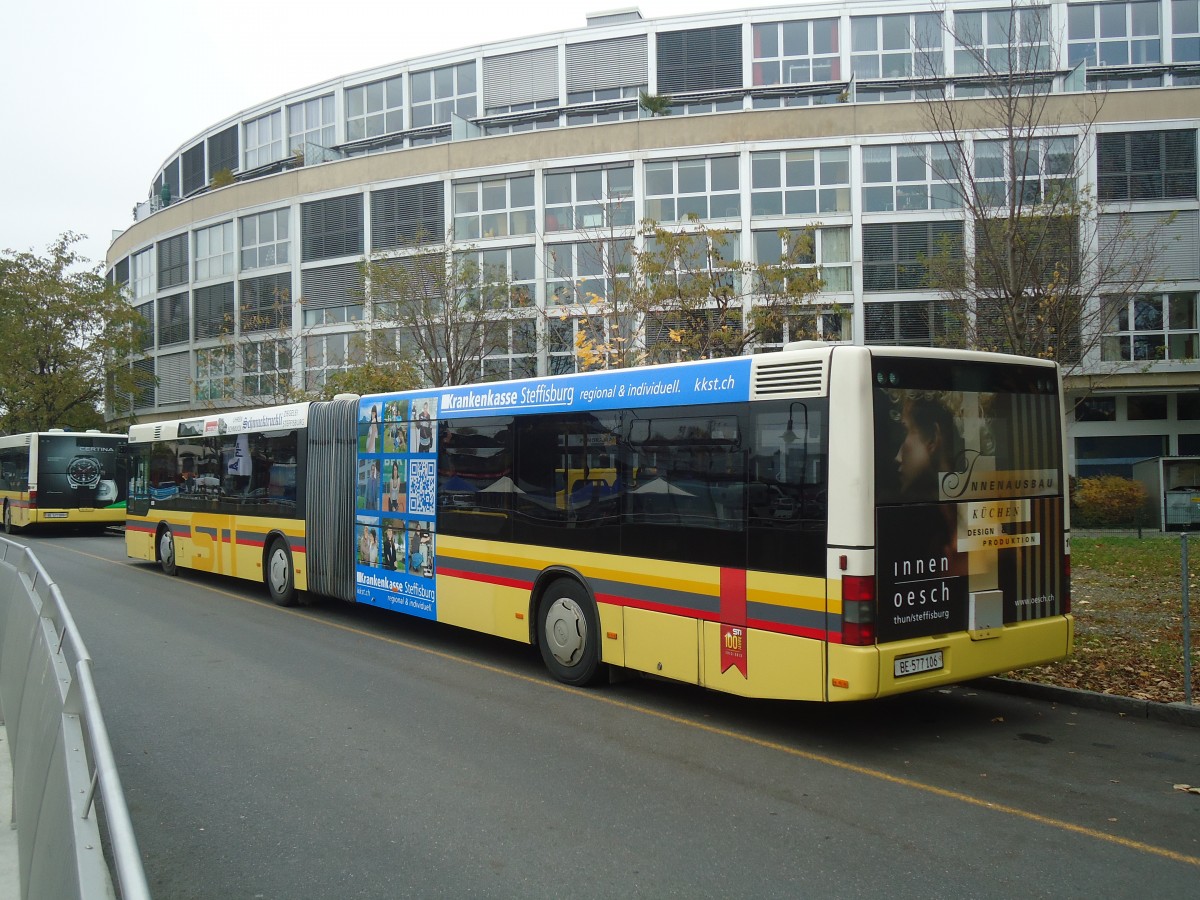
[
  {"left": 371, "top": 182, "right": 444, "bottom": 250},
  {"left": 865, "top": 299, "right": 957, "bottom": 346},
  {"left": 195, "top": 347, "right": 235, "bottom": 402},
  {"left": 195, "top": 222, "right": 235, "bottom": 282},
  {"left": 305, "top": 332, "right": 359, "bottom": 391},
  {"left": 565, "top": 84, "right": 643, "bottom": 125},
  {"left": 288, "top": 94, "right": 336, "bottom": 154},
  {"left": 545, "top": 240, "right": 633, "bottom": 306},
  {"left": 656, "top": 25, "right": 743, "bottom": 93},
  {"left": 453, "top": 174, "right": 535, "bottom": 240},
  {"left": 1068, "top": 1, "right": 1161, "bottom": 67},
  {"left": 300, "top": 263, "right": 365, "bottom": 326},
  {"left": 240, "top": 272, "right": 292, "bottom": 333},
  {"left": 863, "top": 221, "right": 963, "bottom": 292},
  {"left": 1097, "top": 130, "right": 1198, "bottom": 201},
  {"left": 753, "top": 226, "right": 852, "bottom": 292},
  {"left": 182, "top": 143, "right": 206, "bottom": 197},
  {"left": 973, "top": 137, "right": 1075, "bottom": 206},
  {"left": 132, "top": 301, "right": 154, "bottom": 351},
  {"left": 241, "top": 209, "right": 290, "bottom": 270},
  {"left": 544, "top": 165, "right": 635, "bottom": 233},
  {"left": 1102, "top": 292, "right": 1199, "bottom": 361},
  {"left": 131, "top": 248, "right": 155, "bottom": 301},
  {"left": 410, "top": 62, "right": 476, "bottom": 128},
  {"left": 456, "top": 246, "right": 537, "bottom": 308},
  {"left": 757, "top": 306, "right": 848, "bottom": 348},
  {"left": 952, "top": 5, "right": 1050, "bottom": 74},
  {"left": 242, "top": 340, "right": 292, "bottom": 398},
  {"left": 752, "top": 148, "right": 850, "bottom": 216},
  {"left": 862, "top": 144, "right": 961, "bottom": 212},
  {"left": 193, "top": 283, "right": 234, "bottom": 340},
  {"left": 1178, "top": 391, "right": 1200, "bottom": 419},
  {"left": 753, "top": 18, "right": 841, "bottom": 85},
  {"left": 1175, "top": 0, "right": 1200, "bottom": 61},
  {"left": 482, "top": 319, "right": 538, "bottom": 382},
  {"left": 851, "top": 12, "right": 943, "bottom": 79},
  {"left": 644, "top": 157, "right": 740, "bottom": 223},
  {"left": 157, "top": 293, "right": 189, "bottom": 347},
  {"left": 482, "top": 109, "right": 560, "bottom": 136},
  {"left": 207, "top": 125, "right": 239, "bottom": 180},
  {"left": 1074, "top": 396, "right": 1117, "bottom": 422},
  {"left": 1128, "top": 394, "right": 1169, "bottom": 420},
  {"left": 301, "top": 194, "right": 364, "bottom": 262},
  {"left": 157, "top": 234, "right": 189, "bottom": 291},
  {"left": 346, "top": 76, "right": 404, "bottom": 141},
  {"left": 244, "top": 110, "right": 284, "bottom": 170}
]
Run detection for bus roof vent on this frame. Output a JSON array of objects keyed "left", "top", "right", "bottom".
[
  {"left": 752, "top": 358, "right": 826, "bottom": 398},
  {"left": 153, "top": 425, "right": 164, "bottom": 441}
]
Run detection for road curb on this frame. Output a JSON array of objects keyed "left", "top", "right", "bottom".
[{"left": 973, "top": 677, "right": 1200, "bottom": 728}]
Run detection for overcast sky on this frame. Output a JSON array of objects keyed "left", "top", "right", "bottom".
[{"left": 0, "top": 0, "right": 749, "bottom": 272}]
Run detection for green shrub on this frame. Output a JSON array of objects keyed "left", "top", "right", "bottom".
[{"left": 1072, "top": 475, "right": 1148, "bottom": 527}]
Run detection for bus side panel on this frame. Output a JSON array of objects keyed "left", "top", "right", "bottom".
[
  {"left": 125, "top": 519, "right": 155, "bottom": 562},
  {"left": 700, "top": 623, "right": 825, "bottom": 700},
  {"left": 624, "top": 607, "right": 700, "bottom": 685}
]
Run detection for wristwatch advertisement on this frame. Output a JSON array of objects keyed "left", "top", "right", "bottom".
[{"left": 66, "top": 454, "right": 103, "bottom": 503}]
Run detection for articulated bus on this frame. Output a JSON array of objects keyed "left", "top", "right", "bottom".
[
  {"left": 126, "top": 344, "right": 1071, "bottom": 701},
  {"left": 0, "top": 430, "right": 128, "bottom": 533}
]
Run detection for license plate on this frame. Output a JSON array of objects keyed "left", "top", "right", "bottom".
[
  {"left": 43, "top": 512, "right": 69, "bottom": 519},
  {"left": 894, "top": 650, "right": 944, "bottom": 678}
]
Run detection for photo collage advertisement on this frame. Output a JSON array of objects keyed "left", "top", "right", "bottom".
[{"left": 355, "top": 395, "right": 439, "bottom": 619}]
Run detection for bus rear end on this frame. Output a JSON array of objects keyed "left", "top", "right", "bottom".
[
  {"left": 826, "top": 348, "right": 1072, "bottom": 700},
  {"left": 32, "top": 432, "right": 128, "bottom": 527}
]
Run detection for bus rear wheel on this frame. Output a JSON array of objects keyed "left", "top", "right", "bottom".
[
  {"left": 537, "top": 578, "right": 603, "bottom": 686},
  {"left": 158, "top": 527, "right": 177, "bottom": 576},
  {"left": 266, "top": 538, "right": 297, "bottom": 607},
  {"left": 2, "top": 503, "right": 17, "bottom": 535}
]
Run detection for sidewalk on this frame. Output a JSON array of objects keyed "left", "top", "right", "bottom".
[{"left": 0, "top": 726, "right": 18, "bottom": 899}]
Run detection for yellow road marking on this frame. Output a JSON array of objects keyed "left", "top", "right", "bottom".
[{"left": 51, "top": 540, "right": 1200, "bottom": 870}]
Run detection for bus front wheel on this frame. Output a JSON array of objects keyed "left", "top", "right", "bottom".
[
  {"left": 158, "top": 527, "right": 177, "bottom": 576},
  {"left": 537, "top": 578, "right": 603, "bottom": 686},
  {"left": 266, "top": 538, "right": 297, "bottom": 607}
]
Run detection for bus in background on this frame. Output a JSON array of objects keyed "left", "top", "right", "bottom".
[
  {"left": 0, "top": 430, "right": 128, "bottom": 533},
  {"left": 126, "top": 344, "right": 1071, "bottom": 701}
]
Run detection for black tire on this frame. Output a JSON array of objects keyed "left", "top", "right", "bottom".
[
  {"left": 265, "top": 538, "right": 298, "bottom": 606},
  {"left": 158, "top": 526, "right": 178, "bottom": 576},
  {"left": 2, "top": 503, "right": 16, "bottom": 535},
  {"left": 537, "top": 578, "right": 603, "bottom": 686}
]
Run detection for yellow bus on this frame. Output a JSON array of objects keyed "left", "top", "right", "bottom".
[
  {"left": 126, "top": 344, "right": 1072, "bottom": 701},
  {"left": 0, "top": 430, "right": 128, "bottom": 533}
]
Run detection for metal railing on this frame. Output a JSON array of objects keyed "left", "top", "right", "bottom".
[{"left": 0, "top": 537, "right": 150, "bottom": 900}]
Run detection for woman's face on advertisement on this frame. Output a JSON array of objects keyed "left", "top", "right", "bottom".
[{"left": 896, "top": 409, "right": 935, "bottom": 493}]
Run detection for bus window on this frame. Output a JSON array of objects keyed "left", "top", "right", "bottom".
[{"left": 747, "top": 400, "right": 829, "bottom": 577}]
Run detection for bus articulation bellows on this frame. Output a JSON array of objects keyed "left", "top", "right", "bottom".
[{"left": 125, "top": 344, "right": 1072, "bottom": 701}]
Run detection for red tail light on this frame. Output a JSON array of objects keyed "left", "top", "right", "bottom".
[
  {"left": 842, "top": 574, "right": 876, "bottom": 646},
  {"left": 27, "top": 490, "right": 37, "bottom": 509},
  {"left": 1062, "top": 553, "right": 1071, "bottom": 615}
]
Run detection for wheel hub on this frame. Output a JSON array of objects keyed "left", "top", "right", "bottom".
[{"left": 544, "top": 597, "right": 586, "bottom": 667}]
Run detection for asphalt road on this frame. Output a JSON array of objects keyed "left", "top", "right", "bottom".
[{"left": 12, "top": 529, "right": 1200, "bottom": 899}]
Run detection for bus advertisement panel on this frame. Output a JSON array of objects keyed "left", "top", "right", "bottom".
[
  {"left": 872, "top": 356, "right": 1064, "bottom": 645},
  {"left": 352, "top": 359, "right": 754, "bottom": 617}
]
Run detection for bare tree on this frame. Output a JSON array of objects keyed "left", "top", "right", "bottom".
[
  {"left": 631, "top": 216, "right": 825, "bottom": 362},
  {"left": 543, "top": 190, "right": 644, "bottom": 372},
  {"left": 915, "top": 1, "right": 1173, "bottom": 371},
  {"left": 361, "top": 234, "right": 512, "bottom": 387}
]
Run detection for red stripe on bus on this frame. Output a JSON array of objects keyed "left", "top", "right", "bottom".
[
  {"left": 441, "top": 567, "right": 833, "bottom": 642},
  {"left": 437, "top": 566, "right": 532, "bottom": 591}
]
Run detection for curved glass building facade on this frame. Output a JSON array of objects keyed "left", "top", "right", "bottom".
[{"left": 106, "top": 1, "right": 1200, "bottom": 476}]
